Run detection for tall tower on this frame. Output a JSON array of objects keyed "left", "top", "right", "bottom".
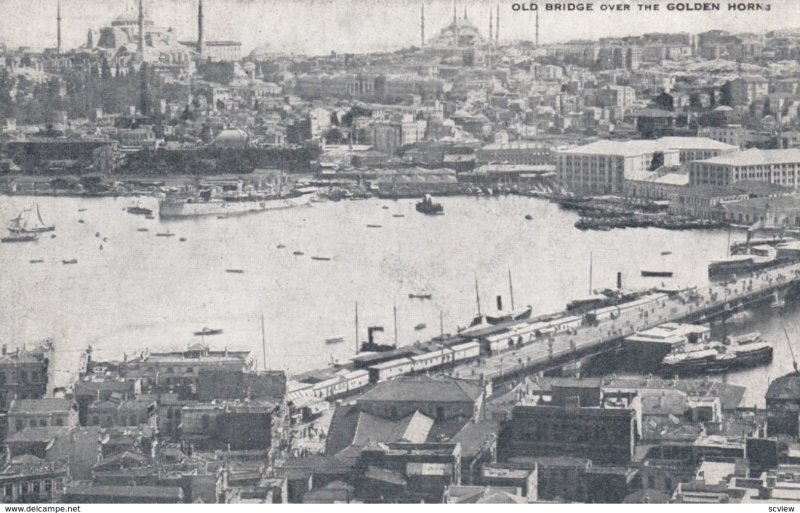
[
  {"left": 137, "top": 0, "right": 145, "bottom": 61},
  {"left": 489, "top": 10, "right": 493, "bottom": 47},
  {"left": 535, "top": 9, "right": 539, "bottom": 46},
  {"left": 56, "top": 1, "right": 62, "bottom": 54},
  {"left": 463, "top": 1, "right": 467, "bottom": 19},
  {"left": 496, "top": 3, "right": 500, "bottom": 46},
  {"left": 453, "top": 0, "right": 456, "bottom": 26},
  {"left": 420, "top": 1, "right": 425, "bottom": 47},
  {"left": 198, "top": 0, "right": 205, "bottom": 56}
]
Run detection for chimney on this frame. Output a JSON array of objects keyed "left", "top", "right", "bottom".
[
  {"left": 617, "top": 272, "right": 622, "bottom": 289},
  {"left": 496, "top": 295, "right": 503, "bottom": 311}
]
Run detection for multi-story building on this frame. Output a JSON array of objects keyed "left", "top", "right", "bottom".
[
  {"left": 726, "top": 76, "right": 769, "bottom": 105},
  {"left": 558, "top": 137, "right": 739, "bottom": 194},
  {"left": 7, "top": 399, "right": 79, "bottom": 435},
  {"left": 689, "top": 149, "right": 800, "bottom": 187},
  {"left": 0, "top": 458, "right": 69, "bottom": 504},
  {"left": 698, "top": 124, "right": 748, "bottom": 149},
  {"left": 476, "top": 141, "right": 551, "bottom": 166},
  {"left": 0, "top": 343, "right": 51, "bottom": 410},
  {"left": 497, "top": 382, "right": 641, "bottom": 465}
]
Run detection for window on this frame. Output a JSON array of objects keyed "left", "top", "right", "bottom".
[
  {"left": 20, "top": 482, "right": 28, "bottom": 495},
  {"left": 44, "top": 480, "right": 51, "bottom": 493},
  {"left": 15, "top": 420, "right": 23, "bottom": 431},
  {"left": 55, "top": 418, "right": 63, "bottom": 427},
  {"left": 4, "top": 484, "right": 12, "bottom": 497},
  {"left": 32, "top": 481, "right": 39, "bottom": 494},
  {"left": 91, "top": 416, "right": 99, "bottom": 425},
  {"left": 30, "top": 420, "right": 37, "bottom": 428},
  {"left": 39, "top": 419, "right": 47, "bottom": 427}
]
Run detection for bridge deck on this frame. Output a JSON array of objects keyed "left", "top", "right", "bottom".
[{"left": 448, "top": 262, "right": 800, "bottom": 383}]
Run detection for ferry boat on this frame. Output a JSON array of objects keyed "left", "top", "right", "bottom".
[
  {"left": 660, "top": 332, "right": 772, "bottom": 375},
  {"left": 158, "top": 183, "right": 315, "bottom": 219},
  {"left": 468, "top": 305, "right": 534, "bottom": 327}
]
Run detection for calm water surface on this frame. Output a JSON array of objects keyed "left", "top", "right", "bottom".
[{"left": 0, "top": 194, "right": 791, "bottom": 405}]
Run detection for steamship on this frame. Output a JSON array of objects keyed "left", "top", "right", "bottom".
[{"left": 159, "top": 182, "right": 315, "bottom": 219}]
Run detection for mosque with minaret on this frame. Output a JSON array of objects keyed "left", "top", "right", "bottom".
[
  {"left": 56, "top": 0, "right": 240, "bottom": 74},
  {"left": 423, "top": 1, "right": 501, "bottom": 67}
]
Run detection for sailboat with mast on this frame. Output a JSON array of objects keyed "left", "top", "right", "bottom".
[{"left": 7, "top": 204, "right": 55, "bottom": 234}]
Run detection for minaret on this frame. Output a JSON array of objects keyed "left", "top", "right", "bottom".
[
  {"left": 496, "top": 3, "right": 500, "bottom": 46},
  {"left": 489, "top": 9, "right": 493, "bottom": 46},
  {"left": 535, "top": 8, "right": 539, "bottom": 46},
  {"left": 197, "top": 0, "right": 205, "bottom": 56},
  {"left": 420, "top": 1, "right": 425, "bottom": 47},
  {"left": 56, "top": 1, "right": 62, "bottom": 54},
  {"left": 137, "top": 0, "right": 145, "bottom": 61}
]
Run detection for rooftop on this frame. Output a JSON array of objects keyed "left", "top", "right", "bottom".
[{"left": 357, "top": 375, "right": 483, "bottom": 403}]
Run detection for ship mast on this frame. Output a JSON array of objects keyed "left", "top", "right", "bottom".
[
  {"left": 393, "top": 301, "right": 399, "bottom": 346},
  {"left": 261, "top": 314, "right": 267, "bottom": 370},
  {"left": 588, "top": 252, "right": 593, "bottom": 295},
  {"left": 508, "top": 268, "right": 515, "bottom": 310},
  {"left": 475, "top": 276, "right": 482, "bottom": 316},
  {"left": 355, "top": 301, "right": 360, "bottom": 354}
]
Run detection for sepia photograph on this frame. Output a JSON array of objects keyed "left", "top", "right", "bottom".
[{"left": 1, "top": 0, "right": 800, "bottom": 506}]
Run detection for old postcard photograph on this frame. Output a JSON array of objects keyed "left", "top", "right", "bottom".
[{"left": 0, "top": 0, "right": 799, "bottom": 506}]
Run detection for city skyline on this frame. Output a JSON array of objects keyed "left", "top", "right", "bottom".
[{"left": 2, "top": 0, "right": 800, "bottom": 56}]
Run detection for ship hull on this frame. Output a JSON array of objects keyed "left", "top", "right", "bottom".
[
  {"left": 159, "top": 193, "right": 312, "bottom": 218},
  {"left": 660, "top": 346, "right": 773, "bottom": 376}
]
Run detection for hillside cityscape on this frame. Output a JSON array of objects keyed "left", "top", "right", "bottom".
[{"left": 6, "top": 0, "right": 800, "bottom": 506}]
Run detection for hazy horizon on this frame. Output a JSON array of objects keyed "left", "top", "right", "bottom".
[{"left": 0, "top": 0, "right": 798, "bottom": 56}]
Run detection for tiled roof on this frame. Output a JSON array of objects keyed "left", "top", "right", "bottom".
[
  {"left": 9, "top": 398, "right": 74, "bottom": 414},
  {"left": 357, "top": 375, "right": 483, "bottom": 403}
]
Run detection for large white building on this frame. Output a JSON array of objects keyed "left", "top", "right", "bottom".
[
  {"left": 689, "top": 148, "right": 800, "bottom": 188},
  {"left": 556, "top": 137, "right": 737, "bottom": 195}
]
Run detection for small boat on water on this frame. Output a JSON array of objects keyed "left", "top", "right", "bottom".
[
  {"left": 50, "top": 234, "right": 56, "bottom": 238},
  {"left": 416, "top": 194, "right": 444, "bottom": 215},
  {"left": 641, "top": 270, "right": 673, "bottom": 278},
  {"left": 95, "top": 232, "right": 100, "bottom": 237},
  {"left": 2, "top": 232, "right": 38, "bottom": 243},
  {"left": 277, "top": 244, "right": 286, "bottom": 249},
  {"left": 126, "top": 204, "right": 153, "bottom": 216},
  {"left": 78, "top": 219, "right": 85, "bottom": 224},
  {"left": 382, "top": 206, "right": 389, "bottom": 210},
  {"left": 29, "top": 259, "right": 44, "bottom": 264},
  {"left": 8, "top": 204, "right": 55, "bottom": 234},
  {"left": 325, "top": 337, "right": 345, "bottom": 345},
  {"left": 312, "top": 256, "right": 331, "bottom": 261},
  {"left": 137, "top": 228, "right": 149, "bottom": 232},
  {"left": 393, "top": 214, "right": 405, "bottom": 218},
  {"left": 414, "top": 323, "right": 427, "bottom": 331},
  {"left": 145, "top": 215, "right": 155, "bottom": 220},
  {"left": 525, "top": 214, "right": 533, "bottom": 220},
  {"left": 156, "top": 231, "right": 175, "bottom": 237},
  {"left": 103, "top": 237, "right": 108, "bottom": 242},
  {"left": 408, "top": 293, "right": 433, "bottom": 300},
  {"left": 62, "top": 259, "right": 78, "bottom": 265},
  {"left": 367, "top": 224, "right": 382, "bottom": 228},
  {"left": 225, "top": 269, "right": 244, "bottom": 274},
  {"left": 194, "top": 327, "right": 223, "bottom": 336},
  {"left": 217, "top": 215, "right": 227, "bottom": 219},
  {"left": 661, "top": 251, "right": 673, "bottom": 256},
  {"left": 78, "top": 208, "right": 87, "bottom": 212},
  {"left": 293, "top": 251, "right": 304, "bottom": 256},
  {"left": 179, "top": 237, "right": 187, "bottom": 242}
]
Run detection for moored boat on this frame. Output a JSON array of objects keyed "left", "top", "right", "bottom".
[
  {"left": 641, "top": 270, "right": 673, "bottom": 278},
  {"left": 62, "top": 259, "right": 78, "bottom": 265},
  {"left": 660, "top": 332, "right": 772, "bottom": 376},
  {"left": 194, "top": 327, "right": 223, "bottom": 336},
  {"left": 1, "top": 232, "right": 38, "bottom": 243},
  {"left": 416, "top": 194, "right": 444, "bottom": 215}
]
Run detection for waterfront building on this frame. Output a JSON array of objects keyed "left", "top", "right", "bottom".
[
  {"left": 0, "top": 343, "right": 51, "bottom": 411},
  {"left": 476, "top": 141, "right": 551, "bottom": 166},
  {"left": 62, "top": 484, "right": 184, "bottom": 503},
  {"left": 179, "top": 400, "right": 278, "bottom": 450},
  {"left": 666, "top": 185, "right": 750, "bottom": 220},
  {"left": 355, "top": 375, "right": 484, "bottom": 422},
  {"left": 766, "top": 372, "right": 800, "bottom": 437},
  {"left": 689, "top": 149, "right": 800, "bottom": 187}
]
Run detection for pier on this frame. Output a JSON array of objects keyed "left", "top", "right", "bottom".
[{"left": 447, "top": 261, "right": 800, "bottom": 385}]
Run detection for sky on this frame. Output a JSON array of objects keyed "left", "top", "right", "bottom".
[{"left": 0, "top": 0, "right": 798, "bottom": 56}]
